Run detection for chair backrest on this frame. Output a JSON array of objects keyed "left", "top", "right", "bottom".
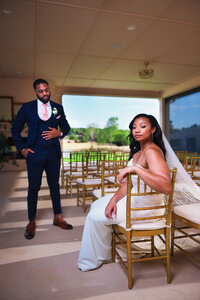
[
  {"left": 61, "top": 150, "right": 70, "bottom": 168},
  {"left": 101, "top": 159, "right": 129, "bottom": 197},
  {"left": 69, "top": 151, "right": 84, "bottom": 174},
  {"left": 175, "top": 151, "right": 188, "bottom": 164},
  {"left": 183, "top": 156, "right": 200, "bottom": 175},
  {"left": 126, "top": 168, "right": 177, "bottom": 230},
  {"left": 190, "top": 156, "right": 200, "bottom": 180}
]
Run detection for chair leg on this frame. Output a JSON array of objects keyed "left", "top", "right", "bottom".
[
  {"left": 127, "top": 232, "right": 133, "bottom": 289},
  {"left": 83, "top": 185, "right": 86, "bottom": 213},
  {"left": 63, "top": 171, "right": 66, "bottom": 187},
  {"left": 65, "top": 176, "right": 68, "bottom": 195},
  {"left": 61, "top": 171, "right": 63, "bottom": 187},
  {"left": 77, "top": 185, "right": 79, "bottom": 207},
  {"left": 171, "top": 213, "right": 175, "bottom": 257},
  {"left": 151, "top": 236, "right": 154, "bottom": 257},
  {"left": 70, "top": 177, "right": 73, "bottom": 198},
  {"left": 112, "top": 231, "right": 116, "bottom": 262},
  {"left": 166, "top": 228, "right": 171, "bottom": 284}
]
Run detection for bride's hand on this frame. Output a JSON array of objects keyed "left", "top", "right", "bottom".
[
  {"left": 117, "top": 166, "right": 135, "bottom": 184},
  {"left": 105, "top": 199, "right": 117, "bottom": 219}
]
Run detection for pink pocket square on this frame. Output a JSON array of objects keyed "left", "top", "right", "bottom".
[{"left": 56, "top": 115, "right": 61, "bottom": 119}]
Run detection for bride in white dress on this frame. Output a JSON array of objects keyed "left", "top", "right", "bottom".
[{"left": 78, "top": 113, "right": 200, "bottom": 271}]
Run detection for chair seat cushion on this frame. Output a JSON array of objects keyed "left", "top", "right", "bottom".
[
  {"left": 92, "top": 189, "right": 117, "bottom": 199},
  {"left": 193, "top": 171, "right": 200, "bottom": 177},
  {"left": 88, "top": 166, "right": 97, "bottom": 170},
  {"left": 118, "top": 219, "right": 167, "bottom": 231},
  {"left": 106, "top": 176, "right": 117, "bottom": 183},
  {"left": 76, "top": 178, "right": 102, "bottom": 185},
  {"left": 174, "top": 203, "right": 200, "bottom": 225},
  {"left": 66, "top": 171, "right": 82, "bottom": 177}
]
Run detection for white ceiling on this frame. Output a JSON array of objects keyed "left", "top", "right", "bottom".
[{"left": 1, "top": 0, "right": 200, "bottom": 94}]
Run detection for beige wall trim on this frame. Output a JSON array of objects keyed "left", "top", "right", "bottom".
[
  {"left": 56, "top": 86, "right": 161, "bottom": 99},
  {"left": 162, "top": 75, "right": 200, "bottom": 99}
]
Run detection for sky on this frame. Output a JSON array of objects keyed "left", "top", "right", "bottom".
[
  {"left": 170, "top": 91, "right": 200, "bottom": 129},
  {"left": 62, "top": 95, "right": 160, "bottom": 130}
]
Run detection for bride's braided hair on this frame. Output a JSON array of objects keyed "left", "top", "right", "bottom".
[{"left": 128, "top": 113, "right": 166, "bottom": 160}]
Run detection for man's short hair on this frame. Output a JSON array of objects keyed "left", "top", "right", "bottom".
[{"left": 33, "top": 78, "right": 49, "bottom": 90}]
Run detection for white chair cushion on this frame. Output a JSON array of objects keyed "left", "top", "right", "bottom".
[
  {"left": 76, "top": 178, "right": 102, "bottom": 185},
  {"left": 174, "top": 203, "right": 200, "bottom": 225},
  {"left": 92, "top": 189, "right": 117, "bottom": 199},
  {"left": 92, "top": 189, "right": 101, "bottom": 198},
  {"left": 118, "top": 219, "right": 167, "bottom": 231},
  {"left": 193, "top": 171, "right": 200, "bottom": 177},
  {"left": 66, "top": 171, "right": 82, "bottom": 177},
  {"left": 106, "top": 176, "right": 117, "bottom": 183},
  {"left": 88, "top": 166, "right": 97, "bottom": 170}
]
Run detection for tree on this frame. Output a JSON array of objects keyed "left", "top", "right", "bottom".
[
  {"left": 87, "top": 123, "right": 99, "bottom": 141},
  {"left": 105, "top": 117, "right": 119, "bottom": 130},
  {"left": 69, "top": 134, "right": 77, "bottom": 140},
  {"left": 81, "top": 128, "right": 90, "bottom": 142},
  {"left": 113, "top": 130, "right": 129, "bottom": 146}
]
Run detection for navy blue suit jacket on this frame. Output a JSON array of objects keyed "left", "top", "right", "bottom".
[{"left": 11, "top": 100, "right": 70, "bottom": 158}]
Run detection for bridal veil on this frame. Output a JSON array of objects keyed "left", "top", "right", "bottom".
[{"left": 163, "top": 134, "right": 200, "bottom": 206}]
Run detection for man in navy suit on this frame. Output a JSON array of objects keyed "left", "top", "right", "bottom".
[{"left": 12, "top": 78, "right": 73, "bottom": 239}]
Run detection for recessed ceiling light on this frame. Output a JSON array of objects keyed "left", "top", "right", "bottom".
[
  {"left": 127, "top": 25, "right": 136, "bottom": 31},
  {"left": 111, "top": 43, "right": 121, "bottom": 48},
  {"left": 17, "top": 71, "right": 21, "bottom": 75},
  {"left": 3, "top": 8, "right": 13, "bottom": 14}
]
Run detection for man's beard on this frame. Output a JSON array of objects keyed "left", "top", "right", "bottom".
[{"left": 36, "top": 92, "right": 51, "bottom": 103}]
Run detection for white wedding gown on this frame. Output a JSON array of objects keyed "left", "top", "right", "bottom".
[
  {"left": 78, "top": 135, "right": 200, "bottom": 271},
  {"left": 78, "top": 159, "right": 165, "bottom": 271}
]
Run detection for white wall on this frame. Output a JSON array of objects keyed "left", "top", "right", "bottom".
[{"left": 0, "top": 78, "right": 56, "bottom": 104}]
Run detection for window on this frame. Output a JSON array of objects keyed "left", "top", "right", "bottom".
[{"left": 165, "top": 87, "right": 200, "bottom": 153}]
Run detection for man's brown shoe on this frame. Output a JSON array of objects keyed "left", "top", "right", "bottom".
[
  {"left": 24, "top": 220, "right": 36, "bottom": 239},
  {"left": 53, "top": 217, "right": 73, "bottom": 230}
]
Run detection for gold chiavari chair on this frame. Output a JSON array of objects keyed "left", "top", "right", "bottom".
[
  {"left": 175, "top": 150, "right": 188, "bottom": 165},
  {"left": 191, "top": 156, "right": 200, "bottom": 186},
  {"left": 183, "top": 155, "right": 197, "bottom": 176},
  {"left": 182, "top": 152, "right": 197, "bottom": 170},
  {"left": 61, "top": 150, "right": 70, "bottom": 187},
  {"left": 92, "top": 159, "right": 128, "bottom": 201},
  {"left": 65, "top": 151, "right": 83, "bottom": 198},
  {"left": 112, "top": 169, "right": 177, "bottom": 289},
  {"left": 76, "top": 153, "right": 103, "bottom": 212}
]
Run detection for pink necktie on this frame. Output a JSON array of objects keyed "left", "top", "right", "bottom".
[{"left": 42, "top": 103, "right": 48, "bottom": 121}]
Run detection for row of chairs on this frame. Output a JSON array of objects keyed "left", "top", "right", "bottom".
[
  {"left": 183, "top": 156, "right": 200, "bottom": 186},
  {"left": 62, "top": 150, "right": 130, "bottom": 211},
  {"left": 61, "top": 149, "right": 129, "bottom": 186},
  {"left": 76, "top": 156, "right": 129, "bottom": 212}
]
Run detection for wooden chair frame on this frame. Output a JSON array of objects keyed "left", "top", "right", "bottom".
[
  {"left": 112, "top": 168, "right": 177, "bottom": 289},
  {"left": 65, "top": 152, "right": 83, "bottom": 198},
  {"left": 76, "top": 154, "right": 103, "bottom": 212},
  {"left": 92, "top": 159, "right": 128, "bottom": 201}
]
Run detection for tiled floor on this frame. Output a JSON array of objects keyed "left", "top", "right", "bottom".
[{"left": 0, "top": 170, "right": 200, "bottom": 300}]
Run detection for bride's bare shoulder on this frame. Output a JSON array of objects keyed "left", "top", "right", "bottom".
[{"left": 145, "top": 145, "right": 163, "bottom": 157}]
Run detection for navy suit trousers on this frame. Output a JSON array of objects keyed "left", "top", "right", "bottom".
[{"left": 26, "top": 146, "right": 62, "bottom": 220}]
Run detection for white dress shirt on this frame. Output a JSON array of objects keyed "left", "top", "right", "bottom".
[{"left": 37, "top": 99, "right": 52, "bottom": 120}]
